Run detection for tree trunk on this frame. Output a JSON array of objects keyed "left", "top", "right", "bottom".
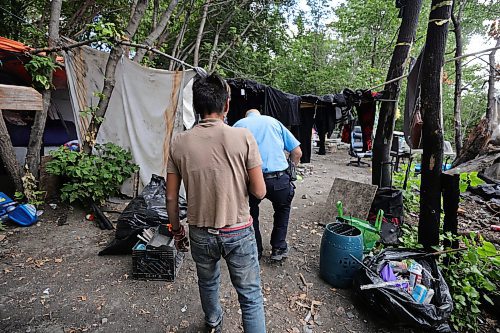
[
  {"left": 214, "top": 15, "right": 260, "bottom": 68},
  {"left": 208, "top": 29, "right": 222, "bottom": 71},
  {"left": 24, "top": 0, "right": 63, "bottom": 177},
  {"left": 82, "top": 0, "right": 148, "bottom": 154},
  {"left": 486, "top": 38, "right": 500, "bottom": 123},
  {"left": 153, "top": 0, "right": 159, "bottom": 30},
  {"left": 193, "top": 0, "right": 211, "bottom": 67},
  {"left": 418, "top": 0, "right": 452, "bottom": 249},
  {"left": 169, "top": 2, "right": 193, "bottom": 70},
  {"left": 451, "top": 1, "right": 466, "bottom": 156},
  {"left": 371, "top": 0, "right": 423, "bottom": 187},
  {"left": 133, "top": 0, "right": 179, "bottom": 63},
  {"left": 0, "top": 110, "right": 23, "bottom": 192},
  {"left": 66, "top": 0, "right": 96, "bottom": 36},
  {"left": 148, "top": 1, "right": 187, "bottom": 62}
]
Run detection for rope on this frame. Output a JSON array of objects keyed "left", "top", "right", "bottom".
[
  {"left": 431, "top": 1, "right": 453, "bottom": 11},
  {"left": 429, "top": 18, "right": 451, "bottom": 26},
  {"left": 368, "top": 45, "right": 500, "bottom": 91}
]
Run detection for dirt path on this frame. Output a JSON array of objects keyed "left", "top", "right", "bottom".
[{"left": 1, "top": 148, "right": 409, "bottom": 333}]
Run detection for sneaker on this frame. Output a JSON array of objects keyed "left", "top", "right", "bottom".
[
  {"left": 270, "top": 247, "right": 289, "bottom": 261},
  {"left": 205, "top": 319, "right": 223, "bottom": 333}
]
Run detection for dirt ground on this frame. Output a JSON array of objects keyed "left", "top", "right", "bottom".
[{"left": 0, "top": 147, "right": 495, "bottom": 333}]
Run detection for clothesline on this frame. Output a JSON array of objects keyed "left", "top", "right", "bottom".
[{"left": 368, "top": 45, "right": 500, "bottom": 91}]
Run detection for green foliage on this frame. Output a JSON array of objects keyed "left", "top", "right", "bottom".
[
  {"left": 393, "top": 165, "right": 421, "bottom": 215},
  {"left": 25, "top": 55, "right": 60, "bottom": 90},
  {"left": 46, "top": 143, "right": 139, "bottom": 205},
  {"left": 393, "top": 165, "right": 485, "bottom": 215},
  {"left": 441, "top": 234, "right": 499, "bottom": 332},
  {"left": 86, "top": 21, "right": 122, "bottom": 41},
  {"left": 459, "top": 171, "right": 485, "bottom": 192}
]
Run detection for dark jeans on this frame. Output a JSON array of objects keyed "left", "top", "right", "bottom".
[
  {"left": 189, "top": 225, "right": 266, "bottom": 332},
  {"left": 249, "top": 173, "right": 295, "bottom": 253}
]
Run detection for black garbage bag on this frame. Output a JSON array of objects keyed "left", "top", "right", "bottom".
[
  {"left": 353, "top": 248, "right": 453, "bottom": 333},
  {"left": 99, "top": 174, "right": 187, "bottom": 255},
  {"left": 369, "top": 187, "right": 404, "bottom": 246}
]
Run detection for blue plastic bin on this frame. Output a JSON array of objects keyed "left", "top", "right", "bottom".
[
  {"left": 8, "top": 204, "right": 38, "bottom": 227},
  {"left": 0, "top": 192, "right": 14, "bottom": 208}
]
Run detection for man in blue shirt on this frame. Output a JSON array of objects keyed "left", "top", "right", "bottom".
[{"left": 234, "top": 109, "right": 302, "bottom": 261}]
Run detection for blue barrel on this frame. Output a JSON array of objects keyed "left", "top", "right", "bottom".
[{"left": 319, "top": 223, "right": 363, "bottom": 288}]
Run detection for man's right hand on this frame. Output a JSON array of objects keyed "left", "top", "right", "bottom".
[{"left": 172, "top": 225, "right": 189, "bottom": 252}]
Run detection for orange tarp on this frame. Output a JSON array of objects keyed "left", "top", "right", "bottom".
[
  {"left": 0, "top": 36, "right": 67, "bottom": 89},
  {"left": 0, "top": 37, "right": 30, "bottom": 54}
]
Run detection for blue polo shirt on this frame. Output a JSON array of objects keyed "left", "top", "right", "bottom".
[{"left": 233, "top": 113, "right": 300, "bottom": 173}]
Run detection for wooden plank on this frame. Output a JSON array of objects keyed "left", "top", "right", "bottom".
[
  {"left": 323, "top": 178, "right": 378, "bottom": 222},
  {"left": 0, "top": 84, "right": 43, "bottom": 111}
]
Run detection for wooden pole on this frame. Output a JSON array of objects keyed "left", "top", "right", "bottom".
[
  {"left": 418, "top": 0, "right": 453, "bottom": 248},
  {"left": 371, "top": 0, "right": 423, "bottom": 187}
]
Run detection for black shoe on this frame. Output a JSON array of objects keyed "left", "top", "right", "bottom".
[
  {"left": 205, "top": 319, "right": 223, "bottom": 333},
  {"left": 258, "top": 251, "right": 262, "bottom": 261},
  {"left": 270, "top": 247, "right": 289, "bottom": 261}
]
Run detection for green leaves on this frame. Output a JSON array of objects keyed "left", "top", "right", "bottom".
[
  {"left": 459, "top": 172, "right": 485, "bottom": 193},
  {"left": 25, "top": 55, "right": 61, "bottom": 90},
  {"left": 440, "top": 234, "right": 500, "bottom": 332},
  {"left": 46, "top": 143, "right": 139, "bottom": 205}
]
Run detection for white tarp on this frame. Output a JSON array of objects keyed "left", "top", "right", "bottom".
[{"left": 64, "top": 46, "right": 195, "bottom": 190}]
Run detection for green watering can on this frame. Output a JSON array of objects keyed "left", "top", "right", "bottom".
[{"left": 336, "top": 201, "right": 383, "bottom": 252}]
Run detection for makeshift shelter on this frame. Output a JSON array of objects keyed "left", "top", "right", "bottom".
[
  {"left": 0, "top": 37, "right": 195, "bottom": 193},
  {"left": 63, "top": 46, "right": 195, "bottom": 190},
  {"left": 0, "top": 37, "right": 76, "bottom": 170}
]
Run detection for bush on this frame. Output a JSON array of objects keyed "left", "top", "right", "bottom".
[
  {"left": 46, "top": 143, "right": 139, "bottom": 205},
  {"left": 441, "top": 234, "right": 499, "bottom": 333}
]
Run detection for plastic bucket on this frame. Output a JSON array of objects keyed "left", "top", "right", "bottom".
[
  {"left": 319, "top": 223, "right": 363, "bottom": 288},
  {"left": 336, "top": 201, "right": 382, "bottom": 252}
]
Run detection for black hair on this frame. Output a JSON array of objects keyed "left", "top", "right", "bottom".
[{"left": 192, "top": 72, "right": 229, "bottom": 116}]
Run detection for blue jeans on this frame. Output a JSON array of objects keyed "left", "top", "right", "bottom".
[{"left": 189, "top": 225, "right": 266, "bottom": 333}]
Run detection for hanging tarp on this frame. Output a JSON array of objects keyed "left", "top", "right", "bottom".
[{"left": 64, "top": 46, "right": 195, "bottom": 189}]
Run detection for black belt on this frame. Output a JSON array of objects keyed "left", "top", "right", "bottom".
[{"left": 263, "top": 170, "right": 286, "bottom": 179}]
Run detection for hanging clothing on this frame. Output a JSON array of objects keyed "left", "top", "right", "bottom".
[
  {"left": 403, "top": 49, "right": 424, "bottom": 149},
  {"left": 355, "top": 91, "right": 378, "bottom": 151},
  {"left": 264, "top": 86, "right": 300, "bottom": 126},
  {"left": 226, "top": 79, "right": 300, "bottom": 127}
]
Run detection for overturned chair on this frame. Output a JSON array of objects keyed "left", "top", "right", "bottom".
[{"left": 348, "top": 125, "right": 371, "bottom": 167}]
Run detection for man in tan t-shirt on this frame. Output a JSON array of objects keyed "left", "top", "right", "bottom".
[{"left": 166, "top": 73, "right": 266, "bottom": 333}]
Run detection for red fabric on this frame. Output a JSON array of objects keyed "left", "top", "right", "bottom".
[
  {"left": 341, "top": 124, "right": 351, "bottom": 144},
  {"left": 357, "top": 100, "right": 376, "bottom": 151}
]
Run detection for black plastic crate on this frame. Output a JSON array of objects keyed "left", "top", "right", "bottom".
[{"left": 132, "top": 237, "right": 182, "bottom": 281}]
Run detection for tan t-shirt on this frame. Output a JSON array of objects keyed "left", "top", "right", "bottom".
[{"left": 167, "top": 118, "right": 262, "bottom": 228}]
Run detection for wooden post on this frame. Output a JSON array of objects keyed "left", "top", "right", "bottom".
[
  {"left": 418, "top": 0, "right": 453, "bottom": 248},
  {"left": 371, "top": 0, "right": 423, "bottom": 187}
]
